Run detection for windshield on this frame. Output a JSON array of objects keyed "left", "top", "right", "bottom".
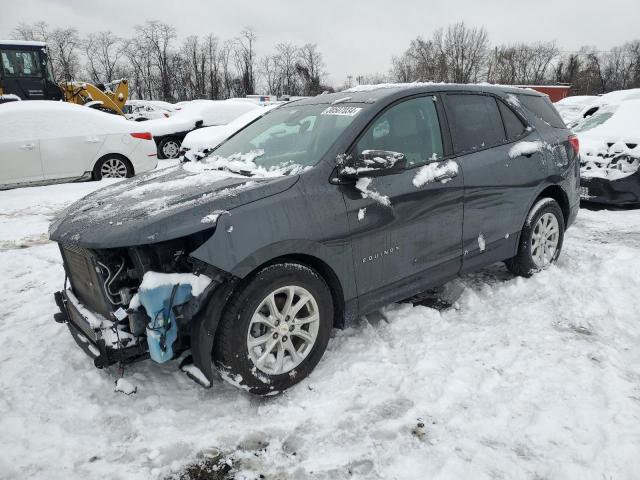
[
  {"left": 208, "top": 103, "right": 362, "bottom": 175},
  {"left": 1, "top": 50, "right": 43, "bottom": 78},
  {"left": 573, "top": 109, "right": 616, "bottom": 133}
]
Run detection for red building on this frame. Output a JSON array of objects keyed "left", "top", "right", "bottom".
[{"left": 515, "top": 85, "right": 572, "bottom": 102}]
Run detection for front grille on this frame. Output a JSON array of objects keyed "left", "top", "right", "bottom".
[{"left": 60, "top": 245, "right": 112, "bottom": 318}]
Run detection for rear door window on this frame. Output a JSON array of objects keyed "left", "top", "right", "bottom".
[
  {"left": 444, "top": 94, "right": 506, "bottom": 153},
  {"left": 516, "top": 94, "right": 566, "bottom": 128},
  {"left": 355, "top": 96, "right": 444, "bottom": 166},
  {"left": 498, "top": 101, "right": 527, "bottom": 140}
]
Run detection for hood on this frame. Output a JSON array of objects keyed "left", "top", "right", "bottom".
[{"left": 49, "top": 164, "right": 298, "bottom": 249}]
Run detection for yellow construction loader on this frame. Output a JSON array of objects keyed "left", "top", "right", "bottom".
[
  {"left": 0, "top": 40, "right": 128, "bottom": 115},
  {"left": 59, "top": 79, "right": 129, "bottom": 115}
]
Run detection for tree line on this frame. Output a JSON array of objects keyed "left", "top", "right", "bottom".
[
  {"left": 386, "top": 22, "right": 640, "bottom": 95},
  {"left": 10, "top": 20, "right": 331, "bottom": 101},
  {"left": 9, "top": 20, "right": 640, "bottom": 100}
]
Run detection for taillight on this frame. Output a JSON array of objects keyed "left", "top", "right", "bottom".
[
  {"left": 131, "top": 132, "right": 153, "bottom": 140},
  {"left": 568, "top": 135, "right": 579, "bottom": 155}
]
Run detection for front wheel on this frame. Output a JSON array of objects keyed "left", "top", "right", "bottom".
[
  {"left": 506, "top": 198, "right": 565, "bottom": 277},
  {"left": 214, "top": 263, "right": 334, "bottom": 395}
]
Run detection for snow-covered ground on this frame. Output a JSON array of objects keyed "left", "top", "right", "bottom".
[{"left": 1, "top": 167, "right": 639, "bottom": 479}]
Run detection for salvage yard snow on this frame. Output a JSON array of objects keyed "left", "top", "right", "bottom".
[{"left": 1, "top": 176, "right": 640, "bottom": 480}]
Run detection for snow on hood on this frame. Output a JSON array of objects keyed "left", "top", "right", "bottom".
[
  {"left": 576, "top": 99, "right": 640, "bottom": 181},
  {"left": 144, "top": 100, "right": 260, "bottom": 137},
  {"left": 48, "top": 161, "right": 298, "bottom": 248}
]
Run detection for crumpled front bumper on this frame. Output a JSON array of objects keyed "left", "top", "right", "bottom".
[
  {"left": 580, "top": 172, "right": 640, "bottom": 206},
  {"left": 54, "top": 289, "right": 148, "bottom": 368}
]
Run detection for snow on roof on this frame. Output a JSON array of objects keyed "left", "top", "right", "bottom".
[
  {"left": 343, "top": 82, "right": 437, "bottom": 93},
  {"left": 0, "top": 100, "right": 141, "bottom": 140},
  {"left": 144, "top": 100, "right": 260, "bottom": 137},
  {"left": 0, "top": 40, "right": 46, "bottom": 47}
]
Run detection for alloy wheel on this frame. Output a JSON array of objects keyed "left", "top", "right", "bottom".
[
  {"left": 162, "top": 141, "right": 180, "bottom": 158},
  {"left": 531, "top": 212, "right": 559, "bottom": 268},
  {"left": 247, "top": 285, "right": 320, "bottom": 375},
  {"left": 100, "top": 158, "right": 128, "bottom": 178}
]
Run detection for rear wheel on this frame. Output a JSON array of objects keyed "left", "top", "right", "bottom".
[
  {"left": 158, "top": 136, "right": 181, "bottom": 159},
  {"left": 506, "top": 198, "right": 565, "bottom": 277},
  {"left": 214, "top": 263, "right": 334, "bottom": 395},
  {"left": 93, "top": 155, "right": 133, "bottom": 180}
]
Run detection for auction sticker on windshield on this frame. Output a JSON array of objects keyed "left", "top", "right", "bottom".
[{"left": 321, "top": 106, "right": 362, "bottom": 116}]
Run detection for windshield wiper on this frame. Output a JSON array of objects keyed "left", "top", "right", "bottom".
[{"left": 214, "top": 166, "right": 255, "bottom": 177}]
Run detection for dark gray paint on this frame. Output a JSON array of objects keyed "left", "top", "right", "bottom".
[{"left": 50, "top": 83, "right": 580, "bottom": 322}]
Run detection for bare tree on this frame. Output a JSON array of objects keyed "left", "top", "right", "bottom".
[
  {"left": 297, "top": 43, "right": 325, "bottom": 95},
  {"left": 434, "top": 22, "right": 489, "bottom": 83},
  {"left": 486, "top": 42, "right": 559, "bottom": 84},
  {"left": 134, "top": 21, "right": 176, "bottom": 101},
  {"left": 84, "top": 31, "right": 125, "bottom": 83},
  {"left": 233, "top": 28, "right": 257, "bottom": 96},
  {"left": 12, "top": 21, "right": 80, "bottom": 81}
]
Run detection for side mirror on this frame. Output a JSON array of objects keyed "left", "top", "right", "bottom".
[{"left": 338, "top": 150, "right": 407, "bottom": 178}]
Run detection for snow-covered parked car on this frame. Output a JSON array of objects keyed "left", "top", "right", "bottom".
[
  {"left": 554, "top": 95, "right": 598, "bottom": 126},
  {"left": 180, "top": 104, "right": 281, "bottom": 161},
  {"left": 49, "top": 84, "right": 579, "bottom": 395},
  {"left": 576, "top": 98, "right": 640, "bottom": 205},
  {"left": 145, "top": 100, "right": 260, "bottom": 159},
  {"left": 123, "top": 100, "right": 173, "bottom": 122},
  {"left": 0, "top": 101, "right": 157, "bottom": 188}
]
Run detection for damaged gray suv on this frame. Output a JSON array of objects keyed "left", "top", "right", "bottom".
[{"left": 51, "top": 84, "right": 580, "bottom": 394}]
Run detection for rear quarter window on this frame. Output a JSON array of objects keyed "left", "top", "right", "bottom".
[
  {"left": 516, "top": 94, "right": 566, "bottom": 129},
  {"left": 498, "top": 100, "right": 527, "bottom": 140}
]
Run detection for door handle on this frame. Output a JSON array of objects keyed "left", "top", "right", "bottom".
[
  {"left": 20, "top": 143, "right": 35, "bottom": 151},
  {"left": 434, "top": 169, "right": 458, "bottom": 182},
  {"left": 85, "top": 137, "right": 101, "bottom": 143}
]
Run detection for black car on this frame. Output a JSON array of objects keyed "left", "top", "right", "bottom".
[{"left": 50, "top": 84, "right": 580, "bottom": 394}]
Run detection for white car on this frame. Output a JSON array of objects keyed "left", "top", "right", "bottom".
[
  {"left": 144, "top": 100, "right": 261, "bottom": 159},
  {"left": 554, "top": 95, "right": 598, "bottom": 126},
  {"left": 574, "top": 97, "right": 640, "bottom": 205},
  {"left": 180, "top": 104, "right": 281, "bottom": 161},
  {"left": 123, "top": 100, "right": 173, "bottom": 122},
  {"left": 0, "top": 101, "right": 158, "bottom": 188}
]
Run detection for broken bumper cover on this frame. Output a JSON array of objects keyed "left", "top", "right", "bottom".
[
  {"left": 580, "top": 173, "right": 640, "bottom": 205},
  {"left": 54, "top": 290, "right": 148, "bottom": 368}
]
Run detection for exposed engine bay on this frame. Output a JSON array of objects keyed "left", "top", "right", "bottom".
[{"left": 54, "top": 231, "right": 229, "bottom": 381}]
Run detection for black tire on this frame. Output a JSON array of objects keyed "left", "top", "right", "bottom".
[
  {"left": 214, "top": 262, "right": 334, "bottom": 395},
  {"left": 158, "top": 136, "right": 181, "bottom": 159},
  {"left": 92, "top": 154, "right": 134, "bottom": 180},
  {"left": 506, "top": 198, "right": 565, "bottom": 277}
]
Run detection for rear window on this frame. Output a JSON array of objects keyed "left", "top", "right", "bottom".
[
  {"left": 444, "top": 94, "right": 506, "bottom": 153},
  {"left": 517, "top": 94, "right": 566, "bottom": 128}
]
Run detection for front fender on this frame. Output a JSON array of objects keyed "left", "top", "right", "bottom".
[{"left": 189, "top": 175, "right": 356, "bottom": 301}]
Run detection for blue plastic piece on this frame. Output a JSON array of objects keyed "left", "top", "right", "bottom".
[{"left": 137, "top": 283, "right": 194, "bottom": 363}]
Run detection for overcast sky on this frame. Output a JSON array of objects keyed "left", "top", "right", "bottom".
[{"left": 1, "top": 0, "right": 638, "bottom": 85}]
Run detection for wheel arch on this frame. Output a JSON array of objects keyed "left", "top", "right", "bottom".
[
  {"left": 234, "top": 253, "right": 346, "bottom": 330},
  {"left": 189, "top": 253, "right": 347, "bottom": 387},
  {"left": 533, "top": 184, "right": 570, "bottom": 229}
]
